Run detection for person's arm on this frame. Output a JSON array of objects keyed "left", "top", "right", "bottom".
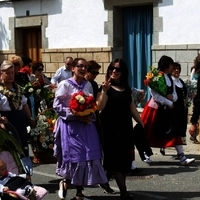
[
  {"left": 189, "top": 75, "right": 200, "bottom": 134},
  {"left": 23, "top": 103, "right": 36, "bottom": 128},
  {"left": 130, "top": 95, "right": 144, "bottom": 127},
  {"left": 151, "top": 89, "right": 173, "bottom": 107},
  {"left": 51, "top": 68, "right": 61, "bottom": 85},
  {"left": 96, "top": 78, "right": 111, "bottom": 111}
]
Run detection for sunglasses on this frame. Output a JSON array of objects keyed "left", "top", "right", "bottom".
[
  {"left": 108, "top": 66, "right": 122, "bottom": 72},
  {"left": 90, "top": 71, "right": 99, "bottom": 75},
  {"left": 37, "top": 68, "right": 43, "bottom": 71},
  {"left": 76, "top": 64, "right": 88, "bottom": 69}
]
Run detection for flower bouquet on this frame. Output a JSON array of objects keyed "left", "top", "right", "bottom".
[
  {"left": 144, "top": 66, "right": 167, "bottom": 96},
  {"left": 69, "top": 91, "right": 97, "bottom": 116},
  {"left": 29, "top": 109, "right": 58, "bottom": 164},
  {"left": 23, "top": 79, "right": 54, "bottom": 101}
]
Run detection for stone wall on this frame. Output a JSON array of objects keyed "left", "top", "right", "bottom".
[{"left": 41, "top": 47, "right": 112, "bottom": 85}]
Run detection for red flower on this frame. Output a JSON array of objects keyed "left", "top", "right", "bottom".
[
  {"left": 20, "top": 66, "right": 31, "bottom": 75},
  {"left": 69, "top": 92, "right": 97, "bottom": 116}
]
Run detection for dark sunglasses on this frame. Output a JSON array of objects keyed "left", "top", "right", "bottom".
[
  {"left": 108, "top": 66, "right": 122, "bottom": 72},
  {"left": 76, "top": 64, "right": 88, "bottom": 69},
  {"left": 66, "top": 63, "right": 72, "bottom": 66},
  {"left": 37, "top": 68, "right": 43, "bottom": 71},
  {"left": 90, "top": 71, "right": 99, "bottom": 75}
]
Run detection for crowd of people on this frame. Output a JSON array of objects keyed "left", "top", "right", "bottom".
[{"left": 0, "top": 53, "right": 199, "bottom": 200}]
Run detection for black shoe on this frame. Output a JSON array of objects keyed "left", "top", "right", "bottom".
[
  {"left": 127, "top": 168, "right": 143, "bottom": 176},
  {"left": 160, "top": 148, "right": 165, "bottom": 156},
  {"left": 99, "top": 183, "right": 116, "bottom": 194}
]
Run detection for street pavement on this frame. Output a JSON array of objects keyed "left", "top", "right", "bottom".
[{"left": 30, "top": 125, "right": 200, "bottom": 200}]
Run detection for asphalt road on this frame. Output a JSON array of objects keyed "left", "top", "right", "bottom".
[{"left": 30, "top": 127, "right": 200, "bottom": 200}]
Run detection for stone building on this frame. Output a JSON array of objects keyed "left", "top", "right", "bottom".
[{"left": 0, "top": 0, "right": 200, "bottom": 88}]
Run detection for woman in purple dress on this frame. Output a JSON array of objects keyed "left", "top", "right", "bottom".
[{"left": 53, "top": 58, "right": 107, "bottom": 200}]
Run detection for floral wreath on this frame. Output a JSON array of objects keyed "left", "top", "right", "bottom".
[{"left": 0, "top": 83, "right": 23, "bottom": 110}]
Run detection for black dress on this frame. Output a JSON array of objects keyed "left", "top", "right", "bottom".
[
  {"left": 99, "top": 86, "right": 134, "bottom": 173},
  {"left": 173, "top": 78, "right": 188, "bottom": 137}
]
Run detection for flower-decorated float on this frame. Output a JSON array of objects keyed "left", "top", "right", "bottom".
[{"left": 29, "top": 109, "right": 58, "bottom": 164}]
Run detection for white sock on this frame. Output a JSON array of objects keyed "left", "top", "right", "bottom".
[
  {"left": 16, "top": 188, "right": 26, "bottom": 196},
  {"left": 131, "top": 161, "right": 136, "bottom": 169},
  {"left": 175, "top": 145, "right": 183, "bottom": 155},
  {"left": 144, "top": 152, "right": 150, "bottom": 159}
]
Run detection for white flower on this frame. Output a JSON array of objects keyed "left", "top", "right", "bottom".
[
  {"left": 79, "top": 97, "right": 85, "bottom": 104},
  {"left": 75, "top": 94, "right": 82, "bottom": 100},
  {"left": 28, "top": 88, "right": 34, "bottom": 93},
  {"left": 35, "top": 89, "right": 41, "bottom": 95},
  {"left": 42, "top": 143, "right": 48, "bottom": 149}
]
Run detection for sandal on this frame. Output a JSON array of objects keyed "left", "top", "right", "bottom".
[{"left": 58, "top": 180, "right": 68, "bottom": 200}]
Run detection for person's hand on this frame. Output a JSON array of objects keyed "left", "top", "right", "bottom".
[
  {"left": 0, "top": 116, "right": 8, "bottom": 124},
  {"left": 166, "top": 94, "right": 173, "bottom": 101},
  {"left": 189, "top": 124, "right": 198, "bottom": 136},
  {"left": 29, "top": 119, "right": 36, "bottom": 128},
  {"left": 48, "top": 84, "right": 57, "bottom": 89},
  {"left": 137, "top": 90, "right": 145, "bottom": 103},
  {"left": 76, "top": 114, "right": 92, "bottom": 124},
  {"left": 3, "top": 187, "right": 9, "bottom": 192},
  {"left": 102, "top": 77, "right": 111, "bottom": 92}
]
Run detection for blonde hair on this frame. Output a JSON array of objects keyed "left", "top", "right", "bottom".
[{"left": 9, "top": 55, "right": 23, "bottom": 68}]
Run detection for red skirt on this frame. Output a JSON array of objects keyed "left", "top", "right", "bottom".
[{"left": 141, "top": 98, "right": 182, "bottom": 148}]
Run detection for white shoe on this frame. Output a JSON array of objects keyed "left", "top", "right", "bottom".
[
  {"left": 180, "top": 158, "right": 195, "bottom": 166},
  {"left": 58, "top": 180, "right": 67, "bottom": 200},
  {"left": 143, "top": 157, "right": 152, "bottom": 164}
]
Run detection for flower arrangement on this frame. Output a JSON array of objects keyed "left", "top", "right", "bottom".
[
  {"left": 184, "top": 78, "right": 197, "bottom": 107},
  {"left": 29, "top": 109, "right": 58, "bottom": 153},
  {"left": 144, "top": 66, "right": 167, "bottom": 96},
  {"left": 23, "top": 79, "right": 54, "bottom": 101},
  {"left": 69, "top": 91, "right": 97, "bottom": 116}
]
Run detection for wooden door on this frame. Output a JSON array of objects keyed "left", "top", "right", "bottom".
[{"left": 22, "top": 28, "right": 42, "bottom": 62}]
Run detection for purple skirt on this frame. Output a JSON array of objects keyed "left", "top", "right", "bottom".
[{"left": 54, "top": 118, "right": 107, "bottom": 186}]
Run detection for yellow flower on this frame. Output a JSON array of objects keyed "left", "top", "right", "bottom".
[{"left": 146, "top": 72, "right": 154, "bottom": 80}]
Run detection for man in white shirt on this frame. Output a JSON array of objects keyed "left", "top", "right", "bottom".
[{"left": 51, "top": 56, "right": 73, "bottom": 86}]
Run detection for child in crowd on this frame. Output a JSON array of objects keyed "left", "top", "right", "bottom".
[{"left": 0, "top": 160, "right": 36, "bottom": 200}]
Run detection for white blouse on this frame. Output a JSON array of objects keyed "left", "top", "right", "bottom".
[{"left": 0, "top": 93, "right": 27, "bottom": 111}]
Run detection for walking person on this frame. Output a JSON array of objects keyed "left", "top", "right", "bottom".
[
  {"left": 159, "top": 62, "right": 189, "bottom": 155},
  {"left": 96, "top": 58, "right": 144, "bottom": 200},
  {"left": 141, "top": 55, "right": 195, "bottom": 165},
  {"left": 53, "top": 58, "right": 107, "bottom": 200},
  {"left": 84, "top": 60, "right": 115, "bottom": 194},
  {"left": 51, "top": 56, "right": 73, "bottom": 87},
  {"left": 189, "top": 60, "right": 200, "bottom": 144},
  {"left": 189, "top": 54, "right": 200, "bottom": 143}
]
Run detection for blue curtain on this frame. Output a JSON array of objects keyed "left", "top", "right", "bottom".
[{"left": 123, "top": 6, "right": 153, "bottom": 93}]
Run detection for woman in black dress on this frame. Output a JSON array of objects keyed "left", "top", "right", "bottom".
[{"left": 96, "top": 58, "right": 144, "bottom": 200}]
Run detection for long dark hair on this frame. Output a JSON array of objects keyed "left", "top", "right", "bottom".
[
  {"left": 106, "top": 58, "right": 129, "bottom": 88},
  {"left": 157, "top": 55, "right": 174, "bottom": 71}
]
